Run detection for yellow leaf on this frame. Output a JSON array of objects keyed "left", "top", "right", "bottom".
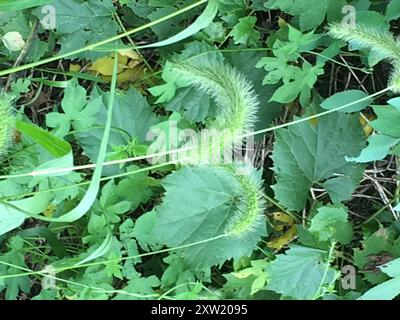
[
  {"left": 232, "top": 270, "right": 255, "bottom": 279},
  {"left": 118, "top": 49, "right": 140, "bottom": 61},
  {"left": 278, "top": 17, "right": 288, "bottom": 28},
  {"left": 69, "top": 64, "right": 81, "bottom": 72},
  {"left": 101, "top": 65, "right": 145, "bottom": 84},
  {"left": 309, "top": 115, "right": 318, "bottom": 126},
  {"left": 267, "top": 212, "right": 297, "bottom": 250},
  {"left": 43, "top": 204, "right": 56, "bottom": 218},
  {"left": 359, "top": 112, "right": 376, "bottom": 137},
  {"left": 272, "top": 212, "right": 294, "bottom": 225},
  {"left": 267, "top": 225, "right": 297, "bottom": 250},
  {"left": 88, "top": 52, "right": 143, "bottom": 84},
  {"left": 89, "top": 56, "right": 124, "bottom": 76}
]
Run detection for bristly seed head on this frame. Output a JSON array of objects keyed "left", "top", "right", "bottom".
[
  {"left": 168, "top": 60, "right": 260, "bottom": 165},
  {"left": 328, "top": 23, "right": 400, "bottom": 92},
  {"left": 0, "top": 95, "right": 15, "bottom": 159}
]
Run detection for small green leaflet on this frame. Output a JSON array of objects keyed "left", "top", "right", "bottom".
[
  {"left": 321, "top": 90, "right": 373, "bottom": 113},
  {"left": 256, "top": 26, "right": 323, "bottom": 106},
  {"left": 0, "top": 237, "right": 32, "bottom": 300},
  {"left": 347, "top": 135, "right": 400, "bottom": 163},
  {"left": 385, "top": 1, "right": 400, "bottom": 21},
  {"left": 230, "top": 17, "right": 260, "bottom": 46},
  {"left": 46, "top": 79, "right": 102, "bottom": 138},
  {"left": 309, "top": 205, "right": 353, "bottom": 244},
  {"left": 371, "top": 98, "right": 400, "bottom": 137},
  {"left": 269, "top": 61, "right": 324, "bottom": 105},
  {"left": 114, "top": 274, "right": 160, "bottom": 300},
  {"left": 348, "top": 97, "right": 400, "bottom": 163},
  {"left": 360, "top": 258, "right": 400, "bottom": 300}
]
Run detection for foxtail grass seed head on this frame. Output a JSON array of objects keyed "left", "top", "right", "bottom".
[
  {"left": 328, "top": 23, "right": 400, "bottom": 92},
  {"left": 0, "top": 95, "right": 15, "bottom": 158},
  {"left": 168, "top": 60, "right": 259, "bottom": 165}
]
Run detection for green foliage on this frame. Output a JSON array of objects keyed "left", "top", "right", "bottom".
[
  {"left": 230, "top": 17, "right": 260, "bottom": 46},
  {"left": 0, "top": 0, "right": 52, "bottom": 12},
  {"left": 256, "top": 25, "right": 324, "bottom": 106},
  {"left": 348, "top": 98, "right": 400, "bottom": 163},
  {"left": 46, "top": 79, "right": 102, "bottom": 137},
  {"left": 309, "top": 205, "right": 353, "bottom": 244},
  {"left": 1, "top": 0, "right": 400, "bottom": 302},
  {"left": 266, "top": 245, "right": 338, "bottom": 299},
  {"left": 329, "top": 23, "right": 400, "bottom": 92},
  {"left": 0, "top": 95, "right": 15, "bottom": 158},
  {"left": 75, "top": 87, "right": 158, "bottom": 171},
  {"left": 139, "top": 165, "right": 266, "bottom": 268},
  {"left": 271, "top": 112, "right": 365, "bottom": 211},
  {"left": 321, "top": 90, "right": 373, "bottom": 113},
  {"left": 34, "top": 0, "right": 120, "bottom": 60},
  {"left": 266, "top": 0, "right": 346, "bottom": 31}
]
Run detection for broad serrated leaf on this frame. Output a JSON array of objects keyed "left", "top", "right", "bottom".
[
  {"left": 148, "top": 165, "right": 267, "bottom": 268},
  {"left": 34, "top": 0, "right": 120, "bottom": 60},
  {"left": 271, "top": 112, "right": 365, "bottom": 211},
  {"left": 266, "top": 245, "right": 337, "bottom": 299},
  {"left": 76, "top": 87, "right": 159, "bottom": 175},
  {"left": 309, "top": 205, "right": 353, "bottom": 244},
  {"left": 266, "top": 0, "right": 346, "bottom": 31}
]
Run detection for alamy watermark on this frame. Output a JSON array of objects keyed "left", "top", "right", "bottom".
[
  {"left": 341, "top": 5, "right": 357, "bottom": 28},
  {"left": 145, "top": 121, "right": 256, "bottom": 166},
  {"left": 341, "top": 265, "right": 357, "bottom": 290},
  {"left": 40, "top": 5, "right": 56, "bottom": 30}
]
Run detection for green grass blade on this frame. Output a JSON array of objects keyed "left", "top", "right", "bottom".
[
  {"left": 0, "top": 0, "right": 208, "bottom": 77},
  {"left": 94, "top": 0, "right": 219, "bottom": 52},
  {"left": 52, "top": 50, "right": 119, "bottom": 223},
  {"left": 0, "top": 0, "right": 52, "bottom": 11}
]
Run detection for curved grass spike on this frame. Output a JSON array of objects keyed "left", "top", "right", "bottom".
[
  {"left": 328, "top": 23, "right": 400, "bottom": 92},
  {"left": 225, "top": 165, "right": 266, "bottom": 239},
  {"left": 0, "top": 95, "right": 15, "bottom": 158},
  {"left": 160, "top": 60, "right": 266, "bottom": 254},
  {"left": 168, "top": 60, "right": 259, "bottom": 164}
]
